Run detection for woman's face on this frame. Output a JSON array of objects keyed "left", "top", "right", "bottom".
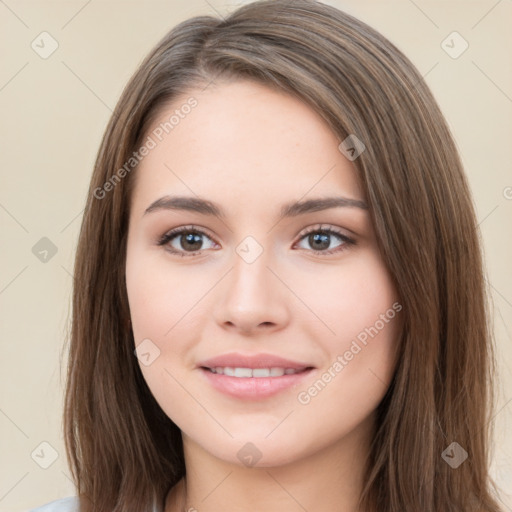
[{"left": 125, "top": 79, "right": 402, "bottom": 467}]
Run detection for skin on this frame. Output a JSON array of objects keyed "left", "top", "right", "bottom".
[{"left": 125, "top": 79, "right": 402, "bottom": 512}]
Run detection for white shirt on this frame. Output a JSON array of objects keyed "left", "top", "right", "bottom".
[
  {"left": 28, "top": 496, "right": 160, "bottom": 512},
  {"left": 28, "top": 497, "right": 79, "bottom": 512}
]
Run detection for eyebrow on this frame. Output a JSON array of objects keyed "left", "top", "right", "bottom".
[{"left": 143, "top": 195, "right": 369, "bottom": 220}]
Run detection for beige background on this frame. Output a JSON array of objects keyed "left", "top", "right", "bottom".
[{"left": 1, "top": 0, "right": 511, "bottom": 510}]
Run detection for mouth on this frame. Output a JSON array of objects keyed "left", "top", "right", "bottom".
[
  {"left": 196, "top": 352, "right": 316, "bottom": 399},
  {"left": 198, "top": 363, "right": 315, "bottom": 399}
]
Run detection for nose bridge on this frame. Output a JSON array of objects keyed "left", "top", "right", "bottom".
[
  {"left": 213, "top": 233, "right": 289, "bottom": 333},
  {"left": 230, "top": 234, "right": 275, "bottom": 305},
  {"left": 232, "top": 236, "right": 272, "bottom": 296}
]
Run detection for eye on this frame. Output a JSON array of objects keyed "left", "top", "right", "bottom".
[
  {"left": 294, "top": 224, "right": 355, "bottom": 256},
  {"left": 157, "top": 225, "right": 218, "bottom": 257},
  {"left": 157, "top": 224, "right": 355, "bottom": 258}
]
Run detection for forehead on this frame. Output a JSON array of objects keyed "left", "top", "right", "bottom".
[{"left": 131, "top": 80, "right": 365, "bottom": 216}]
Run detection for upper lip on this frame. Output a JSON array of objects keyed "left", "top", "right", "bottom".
[{"left": 197, "top": 352, "right": 315, "bottom": 370}]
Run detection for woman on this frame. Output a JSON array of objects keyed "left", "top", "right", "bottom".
[{"left": 30, "top": 0, "right": 504, "bottom": 510}]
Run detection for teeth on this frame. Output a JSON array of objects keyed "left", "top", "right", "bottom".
[
  {"left": 209, "top": 367, "right": 302, "bottom": 378},
  {"left": 253, "top": 368, "right": 271, "bottom": 377},
  {"left": 234, "top": 367, "right": 252, "bottom": 377}
]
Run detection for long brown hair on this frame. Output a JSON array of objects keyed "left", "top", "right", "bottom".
[{"left": 63, "top": 1, "right": 503, "bottom": 510}]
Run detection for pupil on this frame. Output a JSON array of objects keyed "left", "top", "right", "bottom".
[
  {"left": 183, "top": 233, "right": 202, "bottom": 251},
  {"left": 311, "top": 233, "right": 329, "bottom": 250}
]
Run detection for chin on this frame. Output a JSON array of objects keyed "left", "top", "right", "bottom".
[{"left": 202, "top": 434, "right": 314, "bottom": 469}]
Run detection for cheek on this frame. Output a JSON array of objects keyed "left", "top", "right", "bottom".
[
  {"left": 299, "top": 249, "right": 400, "bottom": 344},
  {"left": 125, "top": 243, "right": 213, "bottom": 398},
  {"left": 125, "top": 245, "right": 196, "bottom": 419},
  {"left": 295, "top": 251, "right": 401, "bottom": 411},
  {"left": 125, "top": 244, "right": 198, "bottom": 340}
]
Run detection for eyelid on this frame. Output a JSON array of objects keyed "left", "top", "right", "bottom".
[
  {"left": 156, "top": 224, "right": 219, "bottom": 253},
  {"left": 292, "top": 224, "right": 355, "bottom": 255},
  {"left": 295, "top": 223, "right": 352, "bottom": 241}
]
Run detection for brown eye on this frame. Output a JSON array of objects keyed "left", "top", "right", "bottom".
[
  {"left": 157, "top": 226, "right": 217, "bottom": 257},
  {"left": 295, "top": 225, "right": 355, "bottom": 256}
]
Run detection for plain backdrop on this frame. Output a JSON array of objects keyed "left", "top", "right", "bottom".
[{"left": 1, "top": 1, "right": 511, "bottom": 510}]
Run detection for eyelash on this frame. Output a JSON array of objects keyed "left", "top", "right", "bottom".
[{"left": 157, "top": 224, "right": 356, "bottom": 258}]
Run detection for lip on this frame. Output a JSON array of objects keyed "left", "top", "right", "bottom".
[{"left": 197, "top": 352, "right": 316, "bottom": 400}]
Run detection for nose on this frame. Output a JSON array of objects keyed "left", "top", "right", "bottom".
[{"left": 213, "top": 247, "right": 290, "bottom": 336}]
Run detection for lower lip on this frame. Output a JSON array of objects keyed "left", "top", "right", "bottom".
[{"left": 199, "top": 367, "right": 315, "bottom": 400}]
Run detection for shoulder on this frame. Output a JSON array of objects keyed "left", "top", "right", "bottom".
[{"left": 28, "top": 496, "right": 79, "bottom": 512}]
